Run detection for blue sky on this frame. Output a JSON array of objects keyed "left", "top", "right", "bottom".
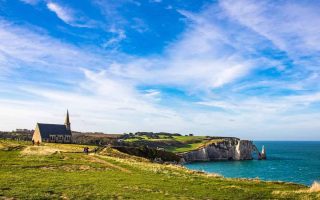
[{"left": 1, "top": 0, "right": 320, "bottom": 140}]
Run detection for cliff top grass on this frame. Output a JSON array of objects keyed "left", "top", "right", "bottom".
[
  {"left": 124, "top": 135, "right": 227, "bottom": 153},
  {"left": 1, "top": 139, "right": 319, "bottom": 199}
]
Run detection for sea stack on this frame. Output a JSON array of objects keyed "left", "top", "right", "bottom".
[{"left": 261, "top": 145, "right": 267, "bottom": 160}]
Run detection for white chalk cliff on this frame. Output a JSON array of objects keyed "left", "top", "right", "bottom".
[{"left": 179, "top": 138, "right": 258, "bottom": 163}]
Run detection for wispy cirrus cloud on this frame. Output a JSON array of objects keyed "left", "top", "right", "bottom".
[
  {"left": 98, "top": 7, "right": 256, "bottom": 91},
  {"left": 220, "top": 0, "right": 320, "bottom": 62},
  {"left": 93, "top": 0, "right": 150, "bottom": 48},
  {"left": 197, "top": 92, "right": 320, "bottom": 114},
  {"left": 46, "top": 1, "right": 96, "bottom": 28},
  {"left": 149, "top": 0, "right": 162, "bottom": 3},
  {"left": 47, "top": 2, "right": 73, "bottom": 23},
  {"left": 19, "top": 0, "right": 40, "bottom": 5},
  {"left": 0, "top": 20, "right": 108, "bottom": 79},
  {"left": 102, "top": 27, "right": 127, "bottom": 49}
]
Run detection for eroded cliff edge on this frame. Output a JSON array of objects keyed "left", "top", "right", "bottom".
[{"left": 178, "top": 138, "right": 258, "bottom": 163}]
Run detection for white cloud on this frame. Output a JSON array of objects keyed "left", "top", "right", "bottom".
[
  {"left": 102, "top": 27, "right": 127, "bottom": 48},
  {"left": 47, "top": 2, "right": 74, "bottom": 24},
  {"left": 220, "top": 0, "right": 320, "bottom": 55},
  {"left": 131, "top": 18, "right": 149, "bottom": 33},
  {"left": 195, "top": 93, "right": 320, "bottom": 140},
  {"left": 218, "top": 0, "right": 320, "bottom": 94},
  {"left": 19, "top": 0, "right": 40, "bottom": 5},
  {"left": 197, "top": 92, "right": 320, "bottom": 114},
  {"left": 99, "top": 8, "right": 256, "bottom": 91},
  {"left": 150, "top": 0, "right": 162, "bottom": 3},
  {"left": 46, "top": 2, "right": 95, "bottom": 28},
  {"left": 0, "top": 19, "right": 119, "bottom": 74}
]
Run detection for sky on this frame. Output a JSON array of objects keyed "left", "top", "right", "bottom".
[{"left": 0, "top": 0, "right": 320, "bottom": 140}]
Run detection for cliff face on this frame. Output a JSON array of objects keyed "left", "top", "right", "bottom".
[{"left": 179, "top": 138, "right": 257, "bottom": 163}]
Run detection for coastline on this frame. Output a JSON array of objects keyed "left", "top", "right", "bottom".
[{"left": 184, "top": 141, "right": 320, "bottom": 186}]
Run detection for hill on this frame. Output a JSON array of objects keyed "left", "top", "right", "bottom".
[
  {"left": 123, "top": 133, "right": 230, "bottom": 153},
  {"left": 0, "top": 140, "right": 319, "bottom": 199}
]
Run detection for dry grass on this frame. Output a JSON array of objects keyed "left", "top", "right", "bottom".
[
  {"left": 0, "top": 197, "right": 15, "bottom": 200},
  {"left": 310, "top": 181, "right": 320, "bottom": 192},
  {"left": 44, "top": 143, "right": 96, "bottom": 152},
  {"left": 21, "top": 146, "right": 61, "bottom": 155},
  {"left": 0, "top": 141, "right": 24, "bottom": 151},
  {"left": 99, "top": 147, "right": 149, "bottom": 162},
  {"left": 20, "top": 143, "right": 97, "bottom": 155},
  {"left": 272, "top": 181, "right": 320, "bottom": 198},
  {"left": 204, "top": 172, "right": 223, "bottom": 178}
]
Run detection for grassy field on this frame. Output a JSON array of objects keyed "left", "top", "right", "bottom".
[
  {"left": 0, "top": 140, "right": 319, "bottom": 199},
  {"left": 169, "top": 136, "right": 226, "bottom": 153},
  {"left": 124, "top": 135, "right": 226, "bottom": 153}
]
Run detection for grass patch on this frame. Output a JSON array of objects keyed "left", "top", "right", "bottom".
[
  {"left": 168, "top": 143, "right": 204, "bottom": 153},
  {"left": 172, "top": 136, "right": 206, "bottom": 142},
  {"left": 124, "top": 135, "right": 213, "bottom": 153}
]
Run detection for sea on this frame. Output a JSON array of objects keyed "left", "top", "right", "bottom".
[{"left": 184, "top": 141, "right": 320, "bottom": 186}]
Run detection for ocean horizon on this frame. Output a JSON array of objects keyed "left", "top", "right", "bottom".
[{"left": 184, "top": 141, "right": 320, "bottom": 186}]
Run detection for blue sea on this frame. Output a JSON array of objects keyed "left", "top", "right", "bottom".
[{"left": 184, "top": 141, "right": 320, "bottom": 186}]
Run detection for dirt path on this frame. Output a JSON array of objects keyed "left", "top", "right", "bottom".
[{"left": 86, "top": 155, "right": 131, "bottom": 173}]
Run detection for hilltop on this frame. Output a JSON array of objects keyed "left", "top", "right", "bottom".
[
  {"left": 122, "top": 132, "right": 239, "bottom": 152},
  {"left": 0, "top": 139, "right": 319, "bottom": 199}
]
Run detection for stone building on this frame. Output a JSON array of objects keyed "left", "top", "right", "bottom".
[{"left": 32, "top": 111, "right": 72, "bottom": 143}]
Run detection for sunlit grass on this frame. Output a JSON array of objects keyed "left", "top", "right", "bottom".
[
  {"left": 168, "top": 143, "right": 204, "bottom": 153},
  {"left": 0, "top": 140, "right": 319, "bottom": 199}
]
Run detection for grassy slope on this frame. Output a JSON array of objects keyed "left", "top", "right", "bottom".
[
  {"left": 0, "top": 140, "right": 319, "bottom": 200},
  {"left": 124, "top": 135, "right": 225, "bottom": 153}
]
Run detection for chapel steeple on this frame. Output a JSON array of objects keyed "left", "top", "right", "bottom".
[{"left": 65, "top": 110, "right": 71, "bottom": 131}]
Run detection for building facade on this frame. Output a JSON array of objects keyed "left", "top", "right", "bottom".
[{"left": 32, "top": 111, "right": 72, "bottom": 143}]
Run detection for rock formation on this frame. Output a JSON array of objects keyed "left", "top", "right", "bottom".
[
  {"left": 260, "top": 145, "right": 267, "bottom": 160},
  {"left": 179, "top": 138, "right": 259, "bottom": 163}
]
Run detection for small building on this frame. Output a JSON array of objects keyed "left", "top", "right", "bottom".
[{"left": 32, "top": 111, "right": 72, "bottom": 143}]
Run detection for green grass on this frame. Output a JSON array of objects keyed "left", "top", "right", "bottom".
[
  {"left": 125, "top": 135, "right": 222, "bottom": 153},
  {"left": 169, "top": 136, "right": 220, "bottom": 153},
  {"left": 124, "top": 135, "right": 211, "bottom": 153},
  {"left": 172, "top": 136, "right": 206, "bottom": 142},
  {"left": 168, "top": 143, "right": 204, "bottom": 153},
  {"left": 0, "top": 140, "right": 319, "bottom": 199}
]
